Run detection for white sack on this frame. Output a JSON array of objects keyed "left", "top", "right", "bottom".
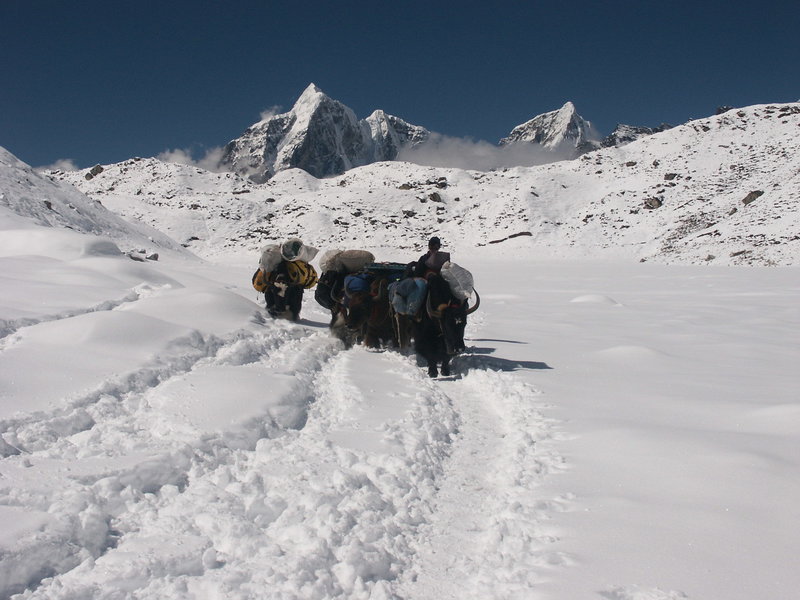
[
  {"left": 259, "top": 244, "right": 283, "bottom": 272},
  {"left": 281, "top": 238, "right": 319, "bottom": 263},
  {"left": 440, "top": 261, "right": 474, "bottom": 301},
  {"left": 336, "top": 250, "right": 375, "bottom": 273}
]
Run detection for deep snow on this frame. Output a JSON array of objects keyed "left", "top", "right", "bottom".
[
  {"left": 2, "top": 242, "right": 797, "bottom": 600},
  {"left": 1, "top": 105, "right": 799, "bottom": 600}
]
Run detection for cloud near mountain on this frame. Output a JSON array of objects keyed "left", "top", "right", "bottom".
[{"left": 397, "top": 132, "right": 572, "bottom": 171}]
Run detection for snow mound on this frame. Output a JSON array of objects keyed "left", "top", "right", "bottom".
[
  {"left": 570, "top": 294, "right": 621, "bottom": 305},
  {"left": 594, "top": 345, "right": 669, "bottom": 362},
  {"left": 601, "top": 585, "right": 689, "bottom": 600}
]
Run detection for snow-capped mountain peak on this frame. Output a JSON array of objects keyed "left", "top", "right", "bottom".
[
  {"left": 295, "top": 82, "right": 325, "bottom": 106},
  {"left": 500, "top": 101, "right": 600, "bottom": 156},
  {"left": 219, "top": 85, "right": 429, "bottom": 181}
]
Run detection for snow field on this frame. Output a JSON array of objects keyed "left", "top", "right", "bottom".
[
  {"left": 13, "top": 345, "right": 459, "bottom": 599},
  {"left": 0, "top": 313, "right": 326, "bottom": 597}
]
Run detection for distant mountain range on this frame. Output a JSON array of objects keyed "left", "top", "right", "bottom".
[
  {"left": 38, "top": 101, "right": 800, "bottom": 267},
  {"left": 217, "top": 84, "right": 671, "bottom": 181}
]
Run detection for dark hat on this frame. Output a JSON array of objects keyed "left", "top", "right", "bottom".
[{"left": 428, "top": 236, "right": 441, "bottom": 248}]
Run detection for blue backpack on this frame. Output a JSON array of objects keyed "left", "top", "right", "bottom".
[{"left": 344, "top": 272, "right": 374, "bottom": 296}]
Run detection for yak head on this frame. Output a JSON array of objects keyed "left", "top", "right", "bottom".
[{"left": 344, "top": 291, "right": 371, "bottom": 332}]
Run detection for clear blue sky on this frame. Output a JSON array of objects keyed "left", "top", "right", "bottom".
[{"left": 2, "top": 0, "right": 798, "bottom": 169}]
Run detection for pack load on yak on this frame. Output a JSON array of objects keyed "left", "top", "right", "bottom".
[
  {"left": 319, "top": 249, "right": 376, "bottom": 274},
  {"left": 340, "top": 262, "right": 407, "bottom": 349},
  {"left": 388, "top": 276, "right": 427, "bottom": 317},
  {"left": 252, "top": 238, "right": 318, "bottom": 321},
  {"left": 314, "top": 249, "right": 375, "bottom": 311},
  {"left": 440, "top": 261, "right": 474, "bottom": 301}
]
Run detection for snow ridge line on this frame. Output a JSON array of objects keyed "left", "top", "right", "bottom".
[
  {"left": 0, "top": 290, "right": 141, "bottom": 345},
  {"left": 1, "top": 325, "right": 342, "bottom": 599}
]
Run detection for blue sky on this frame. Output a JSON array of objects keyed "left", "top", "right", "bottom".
[{"left": 2, "top": 0, "right": 798, "bottom": 169}]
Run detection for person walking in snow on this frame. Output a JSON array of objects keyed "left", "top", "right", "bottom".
[{"left": 415, "top": 236, "right": 451, "bottom": 278}]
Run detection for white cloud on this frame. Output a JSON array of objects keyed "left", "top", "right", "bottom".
[
  {"left": 396, "top": 133, "right": 570, "bottom": 171},
  {"left": 157, "top": 148, "right": 195, "bottom": 165},
  {"left": 157, "top": 147, "right": 227, "bottom": 173},
  {"left": 35, "top": 158, "right": 80, "bottom": 172},
  {"left": 259, "top": 105, "right": 284, "bottom": 121}
]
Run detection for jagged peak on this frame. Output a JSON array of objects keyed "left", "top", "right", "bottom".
[
  {"left": 558, "top": 101, "right": 576, "bottom": 114},
  {"left": 292, "top": 83, "right": 331, "bottom": 118},
  {"left": 298, "top": 83, "right": 325, "bottom": 101}
]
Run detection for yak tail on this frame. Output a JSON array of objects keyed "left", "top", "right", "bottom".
[{"left": 374, "top": 278, "right": 388, "bottom": 300}]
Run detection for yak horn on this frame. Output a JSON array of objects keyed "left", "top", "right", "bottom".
[
  {"left": 465, "top": 289, "right": 481, "bottom": 315},
  {"left": 426, "top": 293, "right": 442, "bottom": 319}
]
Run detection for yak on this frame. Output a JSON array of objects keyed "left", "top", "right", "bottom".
[
  {"left": 343, "top": 277, "right": 397, "bottom": 349},
  {"left": 411, "top": 274, "right": 479, "bottom": 377},
  {"left": 315, "top": 270, "right": 352, "bottom": 346}
]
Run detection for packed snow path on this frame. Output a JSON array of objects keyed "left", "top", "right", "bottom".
[{"left": 396, "top": 373, "right": 565, "bottom": 599}]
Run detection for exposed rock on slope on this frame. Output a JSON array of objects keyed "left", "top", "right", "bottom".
[{"left": 601, "top": 123, "right": 673, "bottom": 148}]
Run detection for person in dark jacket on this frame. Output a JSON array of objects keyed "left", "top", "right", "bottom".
[{"left": 415, "top": 236, "right": 451, "bottom": 277}]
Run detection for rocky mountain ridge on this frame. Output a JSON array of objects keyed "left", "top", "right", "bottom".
[
  {"left": 218, "top": 84, "right": 430, "bottom": 182},
  {"left": 43, "top": 102, "right": 800, "bottom": 267},
  {"left": 499, "top": 101, "right": 601, "bottom": 157},
  {"left": 601, "top": 123, "right": 673, "bottom": 148}
]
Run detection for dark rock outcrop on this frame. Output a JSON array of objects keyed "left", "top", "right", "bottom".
[{"left": 601, "top": 123, "right": 672, "bottom": 148}]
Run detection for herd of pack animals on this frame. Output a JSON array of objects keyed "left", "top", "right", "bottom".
[{"left": 252, "top": 237, "right": 480, "bottom": 378}]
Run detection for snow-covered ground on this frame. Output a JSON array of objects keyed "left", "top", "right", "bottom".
[
  {"left": 2, "top": 238, "right": 797, "bottom": 600},
  {"left": 1, "top": 105, "right": 799, "bottom": 600}
]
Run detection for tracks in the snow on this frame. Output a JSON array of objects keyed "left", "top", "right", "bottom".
[
  {"left": 395, "top": 368, "right": 568, "bottom": 600},
  {"left": 0, "top": 313, "right": 342, "bottom": 599},
  {"left": 2, "top": 308, "right": 567, "bottom": 599}
]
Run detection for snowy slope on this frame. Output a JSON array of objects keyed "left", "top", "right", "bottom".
[
  {"left": 54, "top": 102, "right": 800, "bottom": 266},
  {"left": 0, "top": 148, "right": 184, "bottom": 258},
  {"left": 1, "top": 143, "right": 799, "bottom": 599}
]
